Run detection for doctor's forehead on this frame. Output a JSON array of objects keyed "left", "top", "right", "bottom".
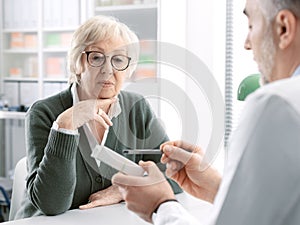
[{"left": 243, "top": 0, "right": 262, "bottom": 18}]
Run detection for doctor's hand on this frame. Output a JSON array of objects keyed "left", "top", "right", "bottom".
[
  {"left": 79, "top": 185, "right": 123, "bottom": 210},
  {"left": 56, "top": 98, "right": 116, "bottom": 130},
  {"left": 112, "top": 161, "right": 176, "bottom": 223},
  {"left": 161, "top": 140, "right": 221, "bottom": 203}
]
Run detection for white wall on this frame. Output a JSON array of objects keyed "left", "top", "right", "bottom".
[
  {"left": 159, "top": 0, "right": 226, "bottom": 171},
  {"left": 187, "top": 0, "right": 226, "bottom": 171},
  {"left": 186, "top": 0, "right": 226, "bottom": 147}
]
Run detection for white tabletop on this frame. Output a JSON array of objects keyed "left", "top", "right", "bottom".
[{"left": 3, "top": 192, "right": 212, "bottom": 225}]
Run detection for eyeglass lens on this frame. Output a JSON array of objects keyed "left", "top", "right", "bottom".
[{"left": 87, "top": 51, "right": 130, "bottom": 71}]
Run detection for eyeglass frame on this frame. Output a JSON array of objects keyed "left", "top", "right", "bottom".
[{"left": 82, "top": 51, "right": 132, "bottom": 71}]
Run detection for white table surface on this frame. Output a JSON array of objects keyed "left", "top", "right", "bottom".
[{"left": 3, "top": 192, "right": 213, "bottom": 225}]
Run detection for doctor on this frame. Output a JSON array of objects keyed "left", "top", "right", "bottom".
[{"left": 112, "top": 0, "right": 300, "bottom": 224}]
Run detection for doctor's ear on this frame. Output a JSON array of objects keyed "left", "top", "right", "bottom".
[{"left": 275, "top": 9, "right": 297, "bottom": 49}]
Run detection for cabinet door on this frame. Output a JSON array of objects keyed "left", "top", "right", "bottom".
[
  {"left": 42, "top": 0, "right": 81, "bottom": 98},
  {"left": 0, "top": 0, "right": 82, "bottom": 108},
  {"left": 1, "top": 0, "right": 39, "bottom": 108}
]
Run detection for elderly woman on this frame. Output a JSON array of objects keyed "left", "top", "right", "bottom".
[{"left": 14, "top": 15, "right": 180, "bottom": 220}]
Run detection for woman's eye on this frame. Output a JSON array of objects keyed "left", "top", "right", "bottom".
[
  {"left": 92, "top": 55, "right": 104, "bottom": 61},
  {"left": 114, "top": 57, "right": 124, "bottom": 63}
]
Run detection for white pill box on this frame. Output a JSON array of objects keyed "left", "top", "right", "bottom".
[{"left": 91, "top": 145, "right": 145, "bottom": 177}]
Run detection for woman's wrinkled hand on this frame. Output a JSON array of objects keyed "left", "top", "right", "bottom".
[
  {"left": 56, "top": 98, "right": 116, "bottom": 130},
  {"left": 79, "top": 185, "right": 123, "bottom": 210}
]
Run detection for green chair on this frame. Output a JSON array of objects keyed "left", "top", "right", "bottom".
[{"left": 237, "top": 74, "right": 261, "bottom": 101}]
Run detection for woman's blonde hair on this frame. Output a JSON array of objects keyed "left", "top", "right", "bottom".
[{"left": 67, "top": 15, "right": 140, "bottom": 84}]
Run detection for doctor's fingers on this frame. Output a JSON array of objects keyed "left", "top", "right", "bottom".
[
  {"left": 138, "top": 161, "right": 165, "bottom": 177},
  {"left": 112, "top": 173, "right": 144, "bottom": 187},
  {"left": 161, "top": 145, "right": 195, "bottom": 166},
  {"left": 166, "top": 160, "right": 184, "bottom": 172},
  {"left": 161, "top": 140, "right": 202, "bottom": 154},
  {"left": 112, "top": 165, "right": 166, "bottom": 187},
  {"left": 163, "top": 160, "right": 185, "bottom": 178}
]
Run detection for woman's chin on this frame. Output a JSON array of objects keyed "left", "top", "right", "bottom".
[{"left": 98, "top": 94, "right": 115, "bottom": 99}]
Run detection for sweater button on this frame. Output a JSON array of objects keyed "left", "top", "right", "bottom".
[{"left": 95, "top": 175, "right": 102, "bottom": 183}]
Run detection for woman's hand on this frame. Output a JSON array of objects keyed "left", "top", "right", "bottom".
[
  {"left": 160, "top": 140, "right": 221, "bottom": 203},
  {"left": 79, "top": 185, "right": 123, "bottom": 210},
  {"left": 56, "top": 98, "right": 116, "bottom": 130}
]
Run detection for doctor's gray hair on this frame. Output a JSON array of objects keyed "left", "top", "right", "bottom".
[
  {"left": 68, "top": 15, "right": 140, "bottom": 84},
  {"left": 260, "top": 0, "right": 300, "bottom": 22}
]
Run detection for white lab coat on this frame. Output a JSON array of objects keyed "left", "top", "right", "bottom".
[{"left": 153, "top": 75, "right": 300, "bottom": 225}]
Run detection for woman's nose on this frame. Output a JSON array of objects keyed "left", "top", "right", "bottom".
[{"left": 101, "top": 57, "right": 113, "bottom": 75}]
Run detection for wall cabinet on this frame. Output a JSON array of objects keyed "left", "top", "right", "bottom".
[
  {"left": 0, "top": 0, "right": 81, "bottom": 109},
  {"left": 0, "top": 0, "right": 159, "bottom": 110}
]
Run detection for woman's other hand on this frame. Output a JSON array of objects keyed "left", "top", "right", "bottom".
[{"left": 79, "top": 185, "right": 123, "bottom": 209}]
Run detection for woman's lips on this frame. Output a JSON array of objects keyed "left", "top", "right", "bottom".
[{"left": 100, "top": 81, "right": 115, "bottom": 87}]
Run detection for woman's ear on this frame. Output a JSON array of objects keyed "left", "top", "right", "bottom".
[
  {"left": 76, "top": 54, "right": 86, "bottom": 74},
  {"left": 275, "top": 9, "right": 297, "bottom": 49},
  {"left": 75, "top": 74, "right": 81, "bottom": 84}
]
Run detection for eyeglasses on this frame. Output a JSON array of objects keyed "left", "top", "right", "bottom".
[{"left": 82, "top": 51, "right": 131, "bottom": 71}]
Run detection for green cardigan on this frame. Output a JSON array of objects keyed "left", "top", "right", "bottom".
[{"left": 14, "top": 87, "right": 181, "bottom": 220}]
